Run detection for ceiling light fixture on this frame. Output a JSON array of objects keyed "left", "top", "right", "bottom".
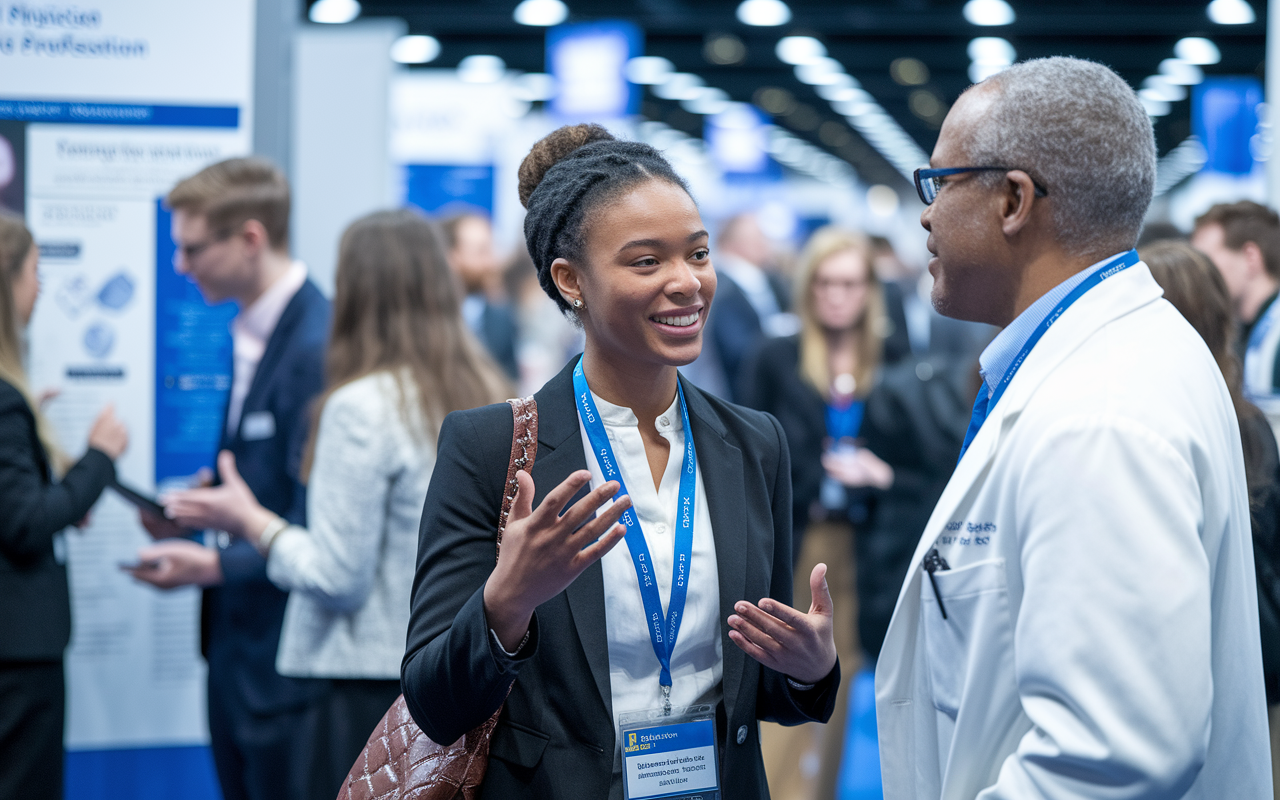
[
  {"left": 513, "top": 0, "right": 569, "bottom": 26},
  {"left": 390, "top": 35, "right": 440, "bottom": 64},
  {"left": 963, "top": 0, "right": 1015, "bottom": 26},
  {"left": 816, "top": 81, "right": 864, "bottom": 102},
  {"left": 969, "top": 62, "right": 1009, "bottom": 83},
  {"left": 652, "top": 73, "right": 705, "bottom": 101},
  {"left": 1142, "top": 76, "right": 1187, "bottom": 103},
  {"left": 795, "top": 57, "right": 845, "bottom": 85},
  {"left": 1140, "top": 94, "right": 1172, "bottom": 117},
  {"left": 775, "top": 36, "right": 826, "bottom": 65},
  {"left": 1159, "top": 58, "right": 1204, "bottom": 85},
  {"left": 1174, "top": 37, "right": 1222, "bottom": 65},
  {"left": 967, "top": 37, "right": 1016, "bottom": 65},
  {"left": 457, "top": 55, "right": 506, "bottom": 84},
  {"left": 309, "top": 0, "right": 360, "bottom": 24},
  {"left": 736, "top": 0, "right": 792, "bottom": 26},
  {"left": 1206, "top": 0, "right": 1256, "bottom": 24},
  {"left": 626, "top": 56, "right": 675, "bottom": 85},
  {"left": 683, "top": 87, "right": 731, "bottom": 115}
]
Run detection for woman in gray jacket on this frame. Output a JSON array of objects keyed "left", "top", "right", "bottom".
[{"left": 160, "top": 209, "right": 510, "bottom": 798}]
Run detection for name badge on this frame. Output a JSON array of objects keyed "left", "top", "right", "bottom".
[
  {"left": 241, "top": 411, "right": 276, "bottom": 441},
  {"left": 621, "top": 705, "right": 719, "bottom": 800}
]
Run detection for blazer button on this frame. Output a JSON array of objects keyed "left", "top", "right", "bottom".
[{"left": 736, "top": 725, "right": 748, "bottom": 745}]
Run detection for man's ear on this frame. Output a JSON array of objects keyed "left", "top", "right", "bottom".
[
  {"left": 239, "top": 219, "right": 269, "bottom": 257},
  {"left": 1243, "top": 241, "right": 1269, "bottom": 280},
  {"left": 999, "top": 170, "right": 1039, "bottom": 239},
  {"left": 550, "top": 257, "right": 582, "bottom": 306}
]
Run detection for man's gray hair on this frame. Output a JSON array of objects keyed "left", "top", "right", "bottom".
[{"left": 969, "top": 57, "right": 1156, "bottom": 257}]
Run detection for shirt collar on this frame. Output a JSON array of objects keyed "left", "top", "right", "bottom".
[
  {"left": 232, "top": 261, "right": 307, "bottom": 344},
  {"left": 590, "top": 390, "right": 684, "bottom": 432},
  {"left": 979, "top": 251, "right": 1128, "bottom": 397}
]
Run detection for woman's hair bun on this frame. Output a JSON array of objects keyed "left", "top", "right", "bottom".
[{"left": 517, "top": 123, "right": 616, "bottom": 209}]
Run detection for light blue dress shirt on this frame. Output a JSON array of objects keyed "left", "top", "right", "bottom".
[{"left": 978, "top": 251, "right": 1129, "bottom": 398}]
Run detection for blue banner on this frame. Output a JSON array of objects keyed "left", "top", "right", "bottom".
[
  {"left": 153, "top": 199, "right": 235, "bottom": 484},
  {"left": 0, "top": 99, "right": 239, "bottom": 128},
  {"left": 401, "top": 163, "right": 495, "bottom": 215}
]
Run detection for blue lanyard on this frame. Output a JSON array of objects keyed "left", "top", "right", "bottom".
[
  {"left": 958, "top": 249, "right": 1140, "bottom": 462},
  {"left": 573, "top": 360, "right": 697, "bottom": 694},
  {"left": 825, "top": 399, "right": 865, "bottom": 442}
]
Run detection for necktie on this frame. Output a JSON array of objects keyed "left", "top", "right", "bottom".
[{"left": 957, "top": 387, "right": 991, "bottom": 464}]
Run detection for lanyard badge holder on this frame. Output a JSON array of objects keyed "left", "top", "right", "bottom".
[
  {"left": 573, "top": 362, "right": 721, "bottom": 800},
  {"left": 619, "top": 704, "right": 720, "bottom": 800}
]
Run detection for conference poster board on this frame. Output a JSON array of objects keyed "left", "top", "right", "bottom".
[{"left": 0, "top": 1, "right": 254, "bottom": 794}]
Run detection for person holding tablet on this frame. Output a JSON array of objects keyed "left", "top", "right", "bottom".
[
  {"left": 0, "top": 212, "right": 128, "bottom": 800},
  {"left": 400, "top": 124, "right": 840, "bottom": 799}
]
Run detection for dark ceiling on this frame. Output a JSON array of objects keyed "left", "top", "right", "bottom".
[{"left": 326, "top": 0, "right": 1268, "bottom": 188}]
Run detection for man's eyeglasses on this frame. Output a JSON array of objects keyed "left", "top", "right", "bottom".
[
  {"left": 175, "top": 229, "right": 233, "bottom": 264},
  {"left": 913, "top": 166, "right": 1048, "bottom": 206}
]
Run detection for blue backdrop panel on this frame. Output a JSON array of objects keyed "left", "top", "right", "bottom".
[
  {"left": 1193, "top": 76, "right": 1264, "bottom": 176},
  {"left": 838, "top": 667, "right": 884, "bottom": 800},
  {"left": 401, "top": 164, "right": 495, "bottom": 216},
  {"left": 66, "top": 745, "right": 222, "bottom": 800},
  {"left": 153, "top": 199, "right": 235, "bottom": 484}
]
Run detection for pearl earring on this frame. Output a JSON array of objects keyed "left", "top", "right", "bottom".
[{"left": 572, "top": 298, "right": 584, "bottom": 309}]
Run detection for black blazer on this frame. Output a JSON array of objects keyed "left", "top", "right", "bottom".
[
  {"left": 402, "top": 358, "right": 839, "bottom": 800},
  {"left": 0, "top": 378, "right": 114, "bottom": 660},
  {"left": 706, "top": 269, "right": 790, "bottom": 402},
  {"left": 201, "top": 279, "right": 329, "bottom": 715}
]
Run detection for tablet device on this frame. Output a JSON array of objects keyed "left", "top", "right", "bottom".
[{"left": 108, "top": 477, "right": 166, "bottom": 517}]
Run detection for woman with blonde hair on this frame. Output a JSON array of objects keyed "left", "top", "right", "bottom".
[
  {"left": 151, "top": 208, "right": 510, "bottom": 798},
  {"left": 737, "top": 225, "right": 891, "bottom": 798},
  {"left": 0, "top": 212, "right": 128, "bottom": 799}
]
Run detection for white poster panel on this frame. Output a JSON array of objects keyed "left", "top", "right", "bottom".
[{"left": 0, "top": 0, "right": 254, "bottom": 750}]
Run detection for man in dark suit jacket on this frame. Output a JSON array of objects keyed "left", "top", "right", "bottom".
[
  {"left": 699, "top": 213, "right": 794, "bottom": 402},
  {"left": 130, "top": 159, "right": 329, "bottom": 800},
  {"left": 442, "top": 212, "right": 520, "bottom": 379}
]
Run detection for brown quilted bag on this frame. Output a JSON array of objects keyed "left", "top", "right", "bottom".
[{"left": 339, "top": 397, "right": 539, "bottom": 800}]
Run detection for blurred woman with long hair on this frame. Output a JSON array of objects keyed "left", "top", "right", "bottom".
[
  {"left": 740, "top": 226, "right": 892, "bottom": 799},
  {"left": 1141, "top": 239, "right": 1280, "bottom": 797},
  {"left": 0, "top": 212, "right": 128, "bottom": 800},
  {"left": 156, "top": 208, "right": 510, "bottom": 798}
]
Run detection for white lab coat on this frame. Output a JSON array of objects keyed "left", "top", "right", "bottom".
[{"left": 875, "top": 264, "right": 1272, "bottom": 799}]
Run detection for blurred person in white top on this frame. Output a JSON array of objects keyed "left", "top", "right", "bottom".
[{"left": 156, "top": 209, "right": 511, "bottom": 799}]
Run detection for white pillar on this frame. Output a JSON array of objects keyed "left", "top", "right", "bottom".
[{"left": 1268, "top": 0, "right": 1280, "bottom": 202}]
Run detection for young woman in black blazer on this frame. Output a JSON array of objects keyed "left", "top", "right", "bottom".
[
  {"left": 0, "top": 213, "right": 128, "bottom": 800},
  {"left": 401, "top": 125, "right": 840, "bottom": 799}
]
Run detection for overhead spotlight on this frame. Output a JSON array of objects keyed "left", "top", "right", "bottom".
[
  {"left": 390, "top": 35, "right": 440, "bottom": 64},
  {"left": 1142, "top": 76, "right": 1187, "bottom": 103},
  {"left": 457, "top": 55, "right": 506, "bottom": 84},
  {"left": 969, "top": 62, "right": 1008, "bottom": 82},
  {"left": 705, "top": 34, "right": 747, "bottom": 65},
  {"left": 514, "top": 0, "right": 569, "bottom": 26},
  {"left": 816, "top": 81, "right": 864, "bottom": 102},
  {"left": 776, "top": 36, "right": 826, "bottom": 65},
  {"left": 890, "top": 57, "right": 930, "bottom": 86},
  {"left": 736, "top": 0, "right": 791, "bottom": 26},
  {"left": 653, "top": 73, "right": 705, "bottom": 101},
  {"left": 1174, "top": 36, "right": 1222, "bottom": 65},
  {"left": 683, "top": 88, "right": 731, "bottom": 115},
  {"left": 1139, "top": 92, "right": 1172, "bottom": 116},
  {"left": 867, "top": 185, "right": 900, "bottom": 217},
  {"left": 967, "top": 37, "right": 1015, "bottom": 65},
  {"left": 309, "top": 0, "right": 360, "bottom": 23},
  {"left": 1207, "top": 0, "right": 1255, "bottom": 24},
  {"left": 833, "top": 98, "right": 877, "bottom": 117},
  {"left": 963, "top": 0, "right": 1015, "bottom": 26},
  {"left": 795, "top": 57, "right": 845, "bottom": 85},
  {"left": 1159, "top": 58, "right": 1204, "bottom": 85},
  {"left": 626, "top": 56, "right": 674, "bottom": 85},
  {"left": 512, "top": 72, "right": 557, "bottom": 101}
]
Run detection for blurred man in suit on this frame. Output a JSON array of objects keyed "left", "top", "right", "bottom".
[
  {"left": 129, "top": 158, "right": 330, "bottom": 800},
  {"left": 442, "top": 212, "right": 519, "bottom": 380}
]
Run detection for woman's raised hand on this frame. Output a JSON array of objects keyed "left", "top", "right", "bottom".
[
  {"left": 727, "top": 563, "right": 838, "bottom": 685},
  {"left": 483, "top": 469, "right": 630, "bottom": 651}
]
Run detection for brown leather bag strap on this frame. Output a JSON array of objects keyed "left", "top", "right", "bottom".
[{"left": 497, "top": 396, "right": 538, "bottom": 560}]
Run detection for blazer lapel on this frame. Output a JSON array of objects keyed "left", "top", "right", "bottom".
[
  {"left": 681, "top": 379, "right": 750, "bottom": 729},
  {"left": 531, "top": 360, "right": 613, "bottom": 718},
  {"left": 238, "top": 280, "right": 314, "bottom": 425}
]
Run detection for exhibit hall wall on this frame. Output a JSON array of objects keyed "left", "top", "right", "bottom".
[{"left": 0, "top": 2, "right": 255, "bottom": 796}]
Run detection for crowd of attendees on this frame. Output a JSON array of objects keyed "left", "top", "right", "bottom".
[{"left": 4, "top": 143, "right": 1280, "bottom": 800}]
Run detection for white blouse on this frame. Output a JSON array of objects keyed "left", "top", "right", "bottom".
[{"left": 576, "top": 390, "right": 723, "bottom": 755}]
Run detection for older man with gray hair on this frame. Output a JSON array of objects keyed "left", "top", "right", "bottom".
[{"left": 876, "top": 56, "right": 1271, "bottom": 798}]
